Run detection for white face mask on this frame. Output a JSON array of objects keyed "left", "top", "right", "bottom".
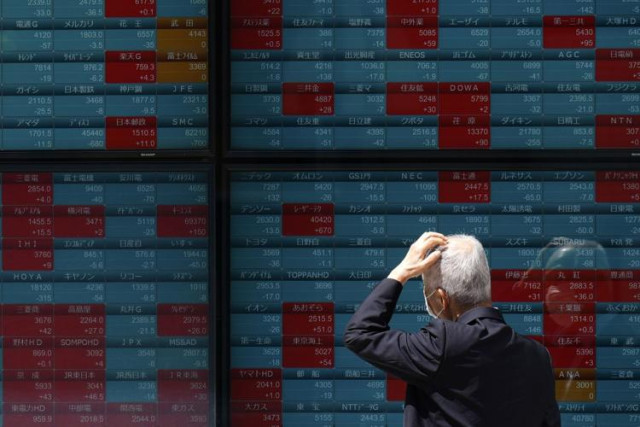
[{"left": 424, "top": 288, "right": 444, "bottom": 319}]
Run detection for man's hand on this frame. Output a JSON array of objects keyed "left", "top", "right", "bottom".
[{"left": 388, "top": 232, "right": 448, "bottom": 285}]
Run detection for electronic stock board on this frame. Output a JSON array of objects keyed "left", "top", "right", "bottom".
[
  {"left": 8, "top": 0, "right": 639, "bottom": 425},
  {"left": 0, "top": 0, "right": 209, "bottom": 153},
  {"left": 227, "top": 1, "right": 640, "bottom": 426},
  {"left": 230, "top": 0, "right": 640, "bottom": 152},
  {"left": 229, "top": 168, "right": 640, "bottom": 427},
  {"left": 0, "top": 0, "right": 215, "bottom": 426},
  {"left": 0, "top": 167, "right": 212, "bottom": 426}
]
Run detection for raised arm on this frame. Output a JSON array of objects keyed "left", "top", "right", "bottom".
[{"left": 343, "top": 232, "right": 447, "bottom": 383}]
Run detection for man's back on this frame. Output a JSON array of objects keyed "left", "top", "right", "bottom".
[
  {"left": 403, "top": 307, "right": 558, "bottom": 426},
  {"left": 344, "top": 278, "right": 560, "bottom": 427}
]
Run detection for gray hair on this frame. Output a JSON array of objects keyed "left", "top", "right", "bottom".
[{"left": 422, "top": 234, "right": 491, "bottom": 307}]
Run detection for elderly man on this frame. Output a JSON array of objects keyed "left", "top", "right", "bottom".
[{"left": 344, "top": 232, "right": 560, "bottom": 427}]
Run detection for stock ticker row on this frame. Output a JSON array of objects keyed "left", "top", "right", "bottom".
[
  {"left": 233, "top": 0, "right": 640, "bottom": 151},
  {"left": 2, "top": 0, "right": 640, "bottom": 152}
]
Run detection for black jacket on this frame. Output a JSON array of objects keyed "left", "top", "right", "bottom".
[{"left": 344, "top": 278, "right": 561, "bottom": 427}]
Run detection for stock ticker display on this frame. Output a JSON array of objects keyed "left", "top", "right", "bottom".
[
  {"left": 230, "top": 0, "right": 640, "bottom": 150},
  {"left": 0, "top": 170, "right": 211, "bottom": 426},
  {"left": 0, "top": 0, "right": 208, "bottom": 151},
  {"left": 230, "top": 170, "right": 640, "bottom": 427}
]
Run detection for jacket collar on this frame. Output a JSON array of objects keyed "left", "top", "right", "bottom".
[{"left": 457, "top": 306, "right": 505, "bottom": 324}]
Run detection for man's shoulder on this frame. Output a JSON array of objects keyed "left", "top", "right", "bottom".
[
  {"left": 514, "top": 332, "right": 552, "bottom": 359},
  {"left": 435, "top": 317, "right": 490, "bottom": 357},
  {"left": 440, "top": 307, "right": 508, "bottom": 342},
  {"left": 440, "top": 312, "right": 539, "bottom": 357},
  {"left": 502, "top": 328, "right": 554, "bottom": 370},
  {"left": 425, "top": 308, "right": 550, "bottom": 362}
]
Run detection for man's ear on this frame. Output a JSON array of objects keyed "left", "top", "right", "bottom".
[{"left": 436, "top": 288, "right": 448, "bottom": 309}]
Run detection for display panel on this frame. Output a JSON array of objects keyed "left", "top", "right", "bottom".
[
  {"left": 0, "top": 0, "right": 209, "bottom": 152},
  {"left": 230, "top": 0, "right": 640, "bottom": 152},
  {"left": 229, "top": 168, "right": 640, "bottom": 427},
  {"left": 0, "top": 168, "right": 211, "bottom": 425}
]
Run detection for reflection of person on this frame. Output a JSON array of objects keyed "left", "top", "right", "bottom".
[
  {"left": 518, "top": 237, "right": 609, "bottom": 402},
  {"left": 344, "top": 232, "right": 560, "bottom": 426},
  {"left": 540, "top": 237, "right": 609, "bottom": 306},
  {"left": 513, "top": 237, "right": 609, "bottom": 336}
]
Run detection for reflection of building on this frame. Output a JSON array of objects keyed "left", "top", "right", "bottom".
[{"left": 529, "top": 238, "right": 609, "bottom": 405}]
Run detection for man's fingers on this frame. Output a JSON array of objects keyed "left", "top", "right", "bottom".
[
  {"left": 394, "top": 232, "right": 447, "bottom": 283},
  {"left": 416, "top": 238, "right": 443, "bottom": 257},
  {"left": 418, "top": 236, "right": 447, "bottom": 255},
  {"left": 412, "top": 239, "right": 431, "bottom": 259},
  {"left": 408, "top": 241, "right": 445, "bottom": 272},
  {"left": 418, "top": 232, "right": 447, "bottom": 243},
  {"left": 414, "top": 234, "right": 447, "bottom": 249},
  {"left": 419, "top": 249, "right": 442, "bottom": 270}
]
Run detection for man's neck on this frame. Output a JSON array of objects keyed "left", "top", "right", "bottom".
[{"left": 451, "top": 301, "right": 493, "bottom": 321}]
